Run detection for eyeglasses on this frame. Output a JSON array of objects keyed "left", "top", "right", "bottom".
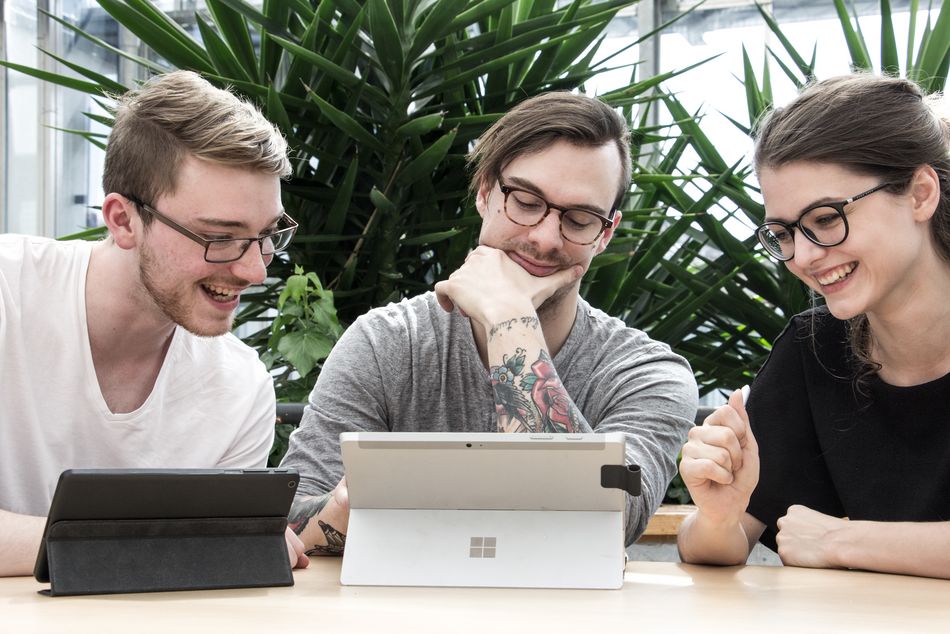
[
  {"left": 498, "top": 182, "right": 615, "bottom": 245},
  {"left": 125, "top": 195, "right": 297, "bottom": 264},
  {"left": 755, "top": 182, "right": 892, "bottom": 261}
]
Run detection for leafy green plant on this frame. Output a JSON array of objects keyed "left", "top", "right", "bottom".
[
  {"left": 2, "top": 0, "right": 703, "bottom": 394},
  {"left": 263, "top": 265, "right": 342, "bottom": 466},
  {"left": 263, "top": 265, "right": 343, "bottom": 402}
]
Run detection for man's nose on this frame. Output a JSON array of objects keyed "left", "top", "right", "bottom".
[
  {"left": 229, "top": 241, "right": 268, "bottom": 285},
  {"left": 526, "top": 210, "right": 565, "bottom": 250}
]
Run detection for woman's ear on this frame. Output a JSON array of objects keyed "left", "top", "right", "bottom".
[{"left": 910, "top": 164, "right": 940, "bottom": 223}]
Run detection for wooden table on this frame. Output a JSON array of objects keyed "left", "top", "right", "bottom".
[{"left": 2, "top": 558, "right": 947, "bottom": 632}]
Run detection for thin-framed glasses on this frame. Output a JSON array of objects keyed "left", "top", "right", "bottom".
[
  {"left": 499, "top": 182, "right": 614, "bottom": 246},
  {"left": 125, "top": 195, "right": 298, "bottom": 264},
  {"left": 755, "top": 182, "right": 892, "bottom": 261}
]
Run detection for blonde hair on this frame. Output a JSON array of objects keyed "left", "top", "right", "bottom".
[{"left": 102, "top": 70, "right": 290, "bottom": 223}]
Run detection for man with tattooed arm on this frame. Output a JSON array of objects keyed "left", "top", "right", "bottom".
[{"left": 280, "top": 92, "right": 697, "bottom": 555}]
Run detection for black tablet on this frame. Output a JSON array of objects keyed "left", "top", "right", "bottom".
[{"left": 34, "top": 468, "right": 299, "bottom": 586}]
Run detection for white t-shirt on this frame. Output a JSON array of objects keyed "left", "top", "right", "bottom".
[{"left": 0, "top": 235, "right": 276, "bottom": 516}]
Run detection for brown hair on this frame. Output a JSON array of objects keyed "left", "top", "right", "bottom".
[
  {"left": 467, "top": 91, "right": 632, "bottom": 211},
  {"left": 754, "top": 73, "right": 950, "bottom": 386},
  {"left": 102, "top": 70, "right": 291, "bottom": 225}
]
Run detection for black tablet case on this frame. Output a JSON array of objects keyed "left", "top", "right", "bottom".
[{"left": 36, "top": 469, "right": 299, "bottom": 596}]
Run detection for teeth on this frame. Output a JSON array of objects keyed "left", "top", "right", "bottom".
[
  {"left": 816, "top": 263, "right": 856, "bottom": 286},
  {"left": 203, "top": 284, "right": 238, "bottom": 297}
]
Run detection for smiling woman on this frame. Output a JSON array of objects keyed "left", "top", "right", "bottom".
[{"left": 676, "top": 73, "right": 950, "bottom": 580}]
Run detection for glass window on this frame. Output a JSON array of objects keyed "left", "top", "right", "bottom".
[{"left": 3, "top": 1, "right": 119, "bottom": 236}]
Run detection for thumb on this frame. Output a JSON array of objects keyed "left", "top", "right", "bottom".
[
  {"left": 728, "top": 385, "right": 749, "bottom": 415},
  {"left": 728, "top": 385, "right": 755, "bottom": 450}
]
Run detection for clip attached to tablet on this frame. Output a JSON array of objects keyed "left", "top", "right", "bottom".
[{"left": 600, "top": 464, "right": 641, "bottom": 496}]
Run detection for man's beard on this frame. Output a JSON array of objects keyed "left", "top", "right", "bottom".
[
  {"left": 537, "top": 283, "right": 572, "bottom": 319},
  {"left": 499, "top": 239, "right": 579, "bottom": 319},
  {"left": 138, "top": 245, "right": 233, "bottom": 337}
]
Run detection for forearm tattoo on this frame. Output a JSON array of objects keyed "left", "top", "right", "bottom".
[
  {"left": 488, "top": 316, "right": 540, "bottom": 341},
  {"left": 489, "top": 347, "right": 581, "bottom": 433},
  {"left": 287, "top": 493, "right": 331, "bottom": 535}
]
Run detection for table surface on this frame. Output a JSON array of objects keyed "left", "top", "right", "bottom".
[{"left": 3, "top": 558, "right": 948, "bottom": 632}]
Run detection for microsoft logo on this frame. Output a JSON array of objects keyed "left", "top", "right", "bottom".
[{"left": 469, "top": 536, "right": 497, "bottom": 558}]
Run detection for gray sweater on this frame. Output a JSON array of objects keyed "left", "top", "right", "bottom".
[{"left": 281, "top": 292, "right": 697, "bottom": 544}]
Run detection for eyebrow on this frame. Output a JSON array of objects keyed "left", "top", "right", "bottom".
[
  {"left": 503, "top": 175, "right": 611, "bottom": 217},
  {"left": 191, "top": 211, "right": 285, "bottom": 233},
  {"left": 763, "top": 196, "right": 842, "bottom": 223}
]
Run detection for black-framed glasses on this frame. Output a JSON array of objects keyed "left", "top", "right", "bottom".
[
  {"left": 755, "top": 182, "right": 892, "bottom": 261},
  {"left": 499, "top": 182, "right": 615, "bottom": 246},
  {"left": 125, "top": 195, "right": 298, "bottom": 264}
]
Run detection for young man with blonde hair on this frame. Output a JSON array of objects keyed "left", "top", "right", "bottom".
[
  {"left": 0, "top": 70, "right": 308, "bottom": 575},
  {"left": 280, "top": 92, "right": 698, "bottom": 555}
]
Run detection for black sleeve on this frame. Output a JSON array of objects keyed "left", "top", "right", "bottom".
[{"left": 746, "top": 313, "right": 844, "bottom": 552}]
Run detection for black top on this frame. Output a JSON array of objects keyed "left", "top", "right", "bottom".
[{"left": 746, "top": 307, "right": 950, "bottom": 552}]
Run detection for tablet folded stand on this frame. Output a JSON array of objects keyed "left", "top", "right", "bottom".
[{"left": 43, "top": 516, "right": 293, "bottom": 596}]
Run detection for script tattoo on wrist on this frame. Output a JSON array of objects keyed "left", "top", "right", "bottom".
[
  {"left": 305, "top": 521, "right": 346, "bottom": 557},
  {"left": 488, "top": 316, "right": 540, "bottom": 341},
  {"left": 489, "top": 348, "right": 581, "bottom": 434},
  {"left": 287, "top": 493, "right": 331, "bottom": 535}
]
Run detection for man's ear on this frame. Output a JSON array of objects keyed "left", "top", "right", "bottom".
[
  {"left": 594, "top": 209, "right": 622, "bottom": 255},
  {"left": 475, "top": 178, "right": 495, "bottom": 219},
  {"left": 101, "top": 193, "right": 141, "bottom": 250},
  {"left": 910, "top": 164, "right": 940, "bottom": 223}
]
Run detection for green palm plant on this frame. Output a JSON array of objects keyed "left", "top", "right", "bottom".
[
  {"left": 7, "top": 1, "right": 945, "bottom": 403},
  {"left": 3, "top": 0, "right": 706, "bottom": 385},
  {"left": 586, "top": 97, "right": 807, "bottom": 394}
]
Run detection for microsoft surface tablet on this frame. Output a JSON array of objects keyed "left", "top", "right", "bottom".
[{"left": 340, "top": 432, "right": 629, "bottom": 589}]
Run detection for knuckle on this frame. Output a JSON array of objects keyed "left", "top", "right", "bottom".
[{"left": 715, "top": 447, "right": 732, "bottom": 467}]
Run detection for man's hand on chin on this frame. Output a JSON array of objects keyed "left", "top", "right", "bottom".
[{"left": 434, "top": 246, "right": 583, "bottom": 324}]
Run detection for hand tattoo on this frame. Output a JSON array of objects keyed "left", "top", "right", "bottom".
[{"left": 305, "top": 521, "right": 346, "bottom": 556}]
